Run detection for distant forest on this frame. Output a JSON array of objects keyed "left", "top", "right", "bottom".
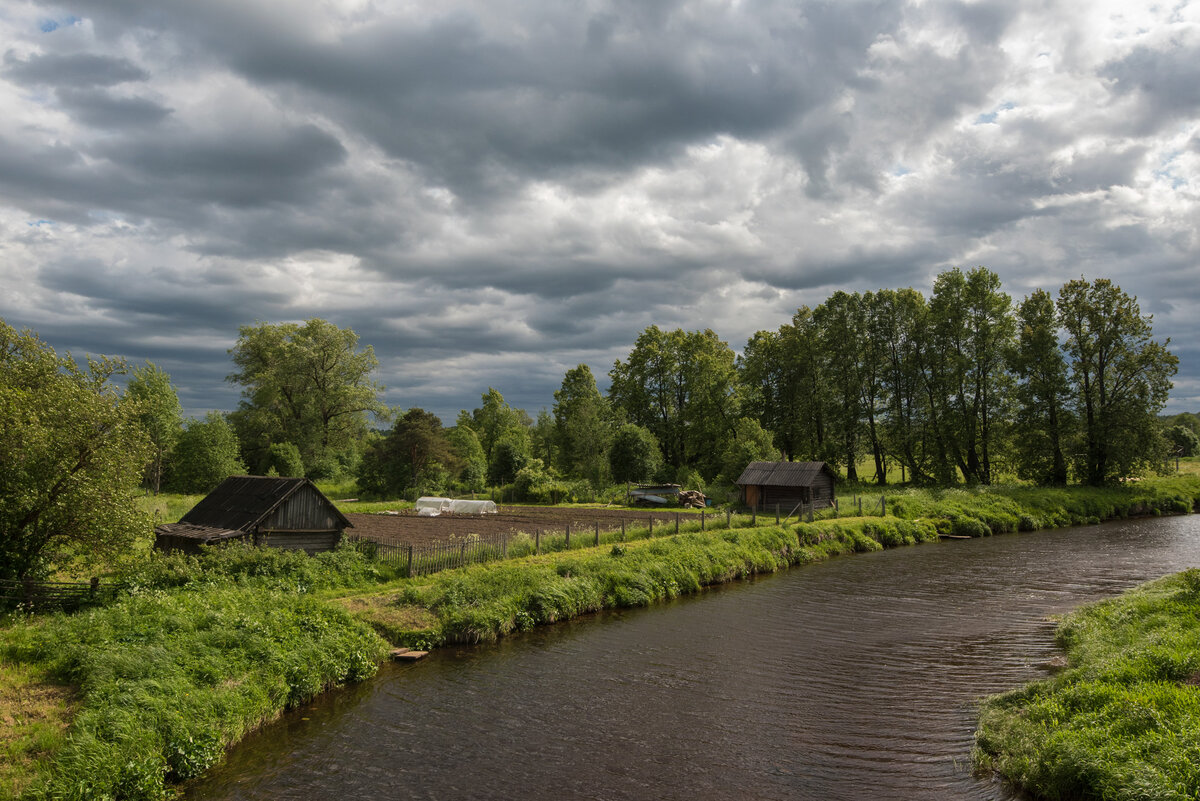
[
  {"left": 214, "top": 269, "right": 1182, "bottom": 499},
  {"left": 13, "top": 269, "right": 1178, "bottom": 502}
]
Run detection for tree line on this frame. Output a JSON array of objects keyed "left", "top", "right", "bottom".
[
  {"left": 353, "top": 270, "right": 1181, "bottom": 500},
  {"left": 0, "top": 271, "right": 1179, "bottom": 579}
]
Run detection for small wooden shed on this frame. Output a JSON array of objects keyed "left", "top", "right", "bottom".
[
  {"left": 734, "top": 461, "right": 837, "bottom": 512},
  {"left": 154, "top": 476, "right": 352, "bottom": 555}
]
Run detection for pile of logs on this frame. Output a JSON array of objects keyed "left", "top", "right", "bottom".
[{"left": 677, "top": 489, "right": 707, "bottom": 509}]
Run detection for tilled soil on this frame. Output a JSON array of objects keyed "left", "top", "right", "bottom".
[{"left": 344, "top": 506, "right": 700, "bottom": 546}]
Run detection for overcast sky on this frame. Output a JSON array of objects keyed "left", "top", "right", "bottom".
[{"left": 1, "top": 0, "right": 1197, "bottom": 423}]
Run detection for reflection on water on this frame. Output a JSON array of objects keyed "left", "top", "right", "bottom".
[{"left": 189, "top": 516, "right": 1200, "bottom": 801}]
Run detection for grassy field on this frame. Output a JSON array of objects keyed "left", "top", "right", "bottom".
[
  {"left": 5, "top": 476, "right": 1200, "bottom": 799},
  {"left": 975, "top": 569, "right": 1200, "bottom": 799}
]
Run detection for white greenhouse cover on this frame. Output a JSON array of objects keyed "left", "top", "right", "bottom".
[
  {"left": 447, "top": 499, "right": 497, "bottom": 514},
  {"left": 414, "top": 497, "right": 498, "bottom": 515}
]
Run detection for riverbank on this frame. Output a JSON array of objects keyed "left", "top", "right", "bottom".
[
  {"left": 3, "top": 477, "right": 1200, "bottom": 799},
  {"left": 974, "top": 568, "right": 1200, "bottom": 799}
]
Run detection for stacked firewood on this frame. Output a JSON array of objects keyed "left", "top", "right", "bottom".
[{"left": 677, "top": 489, "right": 707, "bottom": 508}]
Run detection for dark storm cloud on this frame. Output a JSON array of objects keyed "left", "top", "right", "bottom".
[
  {"left": 1, "top": 0, "right": 1196, "bottom": 420},
  {"left": 2, "top": 51, "right": 148, "bottom": 87},
  {"left": 55, "top": 88, "right": 172, "bottom": 128}
]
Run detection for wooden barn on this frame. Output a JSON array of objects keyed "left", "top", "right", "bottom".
[
  {"left": 154, "top": 476, "right": 352, "bottom": 555},
  {"left": 734, "top": 461, "right": 837, "bottom": 512}
]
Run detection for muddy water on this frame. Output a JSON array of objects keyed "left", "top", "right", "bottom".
[{"left": 188, "top": 516, "right": 1200, "bottom": 801}]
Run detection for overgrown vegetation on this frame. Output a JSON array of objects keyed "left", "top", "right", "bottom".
[
  {"left": 974, "top": 569, "right": 1200, "bottom": 800},
  {"left": 3, "top": 478, "right": 1199, "bottom": 798},
  {"left": 0, "top": 546, "right": 391, "bottom": 801}
]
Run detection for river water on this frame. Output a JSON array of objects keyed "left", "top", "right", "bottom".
[{"left": 188, "top": 516, "right": 1200, "bottom": 801}]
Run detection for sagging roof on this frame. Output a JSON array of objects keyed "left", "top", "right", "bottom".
[
  {"left": 734, "top": 461, "right": 834, "bottom": 487},
  {"left": 154, "top": 522, "right": 247, "bottom": 543},
  {"left": 179, "top": 475, "right": 352, "bottom": 533}
]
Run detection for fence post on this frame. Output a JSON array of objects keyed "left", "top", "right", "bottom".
[
  {"left": 536, "top": 529, "right": 541, "bottom": 554},
  {"left": 675, "top": 513, "right": 680, "bottom": 534},
  {"left": 776, "top": 503, "right": 780, "bottom": 525},
  {"left": 858, "top": 497, "right": 863, "bottom": 516},
  {"left": 726, "top": 509, "right": 731, "bottom": 528},
  {"left": 566, "top": 524, "right": 571, "bottom": 547},
  {"left": 621, "top": 519, "right": 625, "bottom": 541},
  {"left": 89, "top": 576, "right": 99, "bottom": 601},
  {"left": 595, "top": 521, "right": 600, "bottom": 546},
  {"left": 460, "top": 540, "right": 467, "bottom": 567},
  {"left": 503, "top": 533, "right": 508, "bottom": 559},
  {"left": 701, "top": 510, "right": 705, "bottom": 531},
  {"left": 407, "top": 544, "right": 414, "bottom": 577},
  {"left": 649, "top": 516, "right": 654, "bottom": 536},
  {"left": 752, "top": 506, "right": 756, "bottom": 525}
]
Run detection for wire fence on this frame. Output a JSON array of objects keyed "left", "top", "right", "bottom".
[{"left": 345, "top": 497, "right": 886, "bottom": 578}]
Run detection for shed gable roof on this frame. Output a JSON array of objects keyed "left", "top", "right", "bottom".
[
  {"left": 734, "top": 461, "right": 834, "bottom": 487},
  {"left": 180, "top": 476, "right": 351, "bottom": 532}
]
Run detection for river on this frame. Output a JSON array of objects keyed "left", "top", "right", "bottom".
[{"left": 187, "top": 515, "right": 1200, "bottom": 800}]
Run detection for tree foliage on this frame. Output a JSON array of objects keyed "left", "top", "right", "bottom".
[
  {"left": 227, "top": 319, "right": 387, "bottom": 478},
  {"left": 553, "top": 364, "right": 614, "bottom": 487},
  {"left": 1058, "top": 278, "right": 1177, "bottom": 485},
  {"left": 125, "top": 361, "right": 183, "bottom": 494},
  {"left": 168, "top": 413, "right": 246, "bottom": 494},
  {"left": 0, "top": 321, "right": 152, "bottom": 580},
  {"left": 357, "top": 408, "right": 458, "bottom": 498},
  {"left": 608, "top": 326, "right": 739, "bottom": 479},
  {"left": 608, "top": 423, "right": 663, "bottom": 484}
]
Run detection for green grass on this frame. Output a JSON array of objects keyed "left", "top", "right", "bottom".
[
  {"left": 0, "top": 546, "right": 392, "bottom": 801},
  {"left": 5, "top": 477, "right": 1200, "bottom": 798},
  {"left": 975, "top": 569, "right": 1200, "bottom": 800}
]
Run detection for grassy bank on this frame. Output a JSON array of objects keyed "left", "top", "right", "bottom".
[
  {"left": 0, "top": 548, "right": 393, "bottom": 801},
  {"left": 343, "top": 516, "right": 939, "bottom": 647},
  {"left": 3, "top": 477, "right": 1200, "bottom": 799},
  {"left": 974, "top": 569, "right": 1200, "bottom": 800}
]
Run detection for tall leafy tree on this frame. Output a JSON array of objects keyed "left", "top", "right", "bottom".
[
  {"left": 227, "top": 319, "right": 387, "bottom": 477},
  {"left": 608, "top": 423, "right": 663, "bottom": 484},
  {"left": 554, "top": 364, "right": 614, "bottom": 486},
  {"left": 469, "top": 388, "right": 531, "bottom": 463},
  {"left": 357, "top": 408, "right": 457, "bottom": 497},
  {"left": 872, "top": 288, "right": 932, "bottom": 484},
  {"left": 168, "top": 413, "right": 245, "bottom": 494},
  {"left": 125, "top": 361, "right": 182, "bottom": 494},
  {"left": 813, "top": 291, "right": 867, "bottom": 481},
  {"left": 0, "top": 321, "right": 152, "bottom": 580},
  {"left": 1057, "top": 278, "right": 1177, "bottom": 485},
  {"left": 609, "top": 326, "right": 739, "bottom": 478},
  {"left": 925, "top": 268, "right": 1014, "bottom": 484},
  {"left": 1010, "top": 290, "right": 1071, "bottom": 485}
]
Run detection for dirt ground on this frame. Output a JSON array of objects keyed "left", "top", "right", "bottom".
[{"left": 345, "top": 506, "right": 699, "bottom": 546}]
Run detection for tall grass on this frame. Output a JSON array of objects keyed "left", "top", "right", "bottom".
[
  {"left": 975, "top": 569, "right": 1200, "bottom": 799},
  {"left": 0, "top": 546, "right": 392, "bottom": 801},
  {"left": 362, "top": 516, "right": 938, "bottom": 647}
]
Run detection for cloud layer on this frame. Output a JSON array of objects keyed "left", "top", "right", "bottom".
[{"left": 1, "top": 0, "right": 1197, "bottom": 421}]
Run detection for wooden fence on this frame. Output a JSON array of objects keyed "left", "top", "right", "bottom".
[{"left": 0, "top": 577, "right": 118, "bottom": 613}]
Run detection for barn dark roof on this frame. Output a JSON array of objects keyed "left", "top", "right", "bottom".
[
  {"left": 179, "top": 476, "right": 352, "bottom": 532},
  {"left": 735, "top": 461, "right": 834, "bottom": 487},
  {"left": 154, "top": 522, "right": 247, "bottom": 543}
]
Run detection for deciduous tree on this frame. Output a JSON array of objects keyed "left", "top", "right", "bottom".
[
  {"left": 227, "top": 319, "right": 387, "bottom": 478},
  {"left": 1010, "top": 290, "right": 1071, "bottom": 485},
  {"left": 125, "top": 361, "right": 182, "bottom": 494},
  {"left": 1057, "top": 278, "right": 1177, "bottom": 484},
  {"left": 168, "top": 413, "right": 245, "bottom": 494},
  {"left": 0, "top": 321, "right": 152, "bottom": 580}
]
